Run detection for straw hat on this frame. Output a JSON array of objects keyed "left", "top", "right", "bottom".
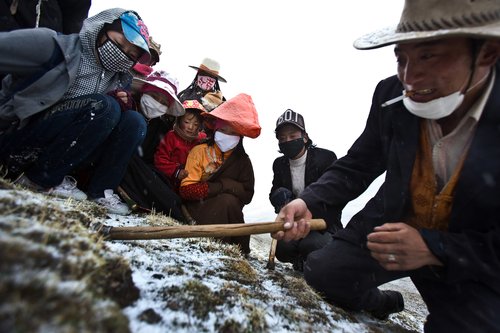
[
  {"left": 354, "top": 0, "right": 500, "bottom": 50},
  {"left": 189, "top": 58, "right": 227, "bottom": 83}
]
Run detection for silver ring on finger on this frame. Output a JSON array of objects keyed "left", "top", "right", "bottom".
[{"left": 387, "top": 254, "right": 397, "bottom": 262}]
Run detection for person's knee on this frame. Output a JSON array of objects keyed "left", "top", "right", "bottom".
[
  {"left": 299, "top": 231, "right": 332, "bottom": 256},
  {"left": 304, "top": 248, "right": 329, "bottom": 287},
  {"left": 84, "top": 95, "right": 122, "bottom": 131},
  {"left": 303, "top": 246, "right": 347, "bottom": 296},
  {"left": 119, "top": 110, "right": 147, "bottom": 143}
]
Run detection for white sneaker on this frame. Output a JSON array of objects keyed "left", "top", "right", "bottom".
[
  {"left": 93, "top": 189, "right": 131, "bottom": 215},
  {"left": 47, "top": 175, "right": 87, "bottom": 201},
  {"left": 15, "top": 174, "right": 87, "bottom": 201}
]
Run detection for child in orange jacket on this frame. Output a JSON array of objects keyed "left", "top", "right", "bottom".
[{"left": 154, "top": 100, "right": 207, "bottom": 191}]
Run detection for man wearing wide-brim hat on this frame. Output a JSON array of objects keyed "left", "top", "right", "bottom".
[{"left": 273, "top": 0, "right": 500, "bottom": 331}]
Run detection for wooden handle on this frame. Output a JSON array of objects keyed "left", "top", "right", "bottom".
[{"left": 102, "top": 219, "right": 326, "bottom": 240}]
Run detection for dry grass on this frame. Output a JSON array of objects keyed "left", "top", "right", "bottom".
[{"left": 0, "top": 176, "right": 422, "bottom": 333}]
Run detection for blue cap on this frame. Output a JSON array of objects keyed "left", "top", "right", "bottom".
[{"left": 120, "top": 11, "right": 151, "bottom": 64}]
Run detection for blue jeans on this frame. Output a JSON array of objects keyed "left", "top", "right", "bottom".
[{"left": 0, "top": 94, "right": 146, "bottom": 197}]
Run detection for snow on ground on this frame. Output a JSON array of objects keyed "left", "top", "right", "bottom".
[
  {"left": 1, "top": 185, "right": 427, "bottom": 332},
  {"left": 101, "top": 213, "right": 427, "bottom": 332}
]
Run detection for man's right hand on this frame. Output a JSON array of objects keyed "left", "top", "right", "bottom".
[{"left": 272, "top": 199, "right": 313, "bottom": 241}]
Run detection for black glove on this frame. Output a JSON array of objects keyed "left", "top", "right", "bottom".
[{"left": 270, "top": 187, "right": 294, "bottom": 213}]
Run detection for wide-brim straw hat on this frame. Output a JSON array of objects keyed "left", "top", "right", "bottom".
[
  {"left": 354, "top": 0, "right": 500, "bottom": 50},
  {"left": 204, "top": 93, "right": 261, "bottom": 138},
  {"left": 189, "top": 57, "right": 227, "bottom": 83}
]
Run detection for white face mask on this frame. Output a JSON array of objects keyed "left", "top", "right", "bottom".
[
  {"left": 402, "top": 70, "right": 490, "bottom": 120},
  {"left": 214, "top": 131, "right": 240, "bottom": 152},
  {"left": 140, "top": 94, "right": 168, "bottom": 119},
  {"left": 403, "top": 91, "right": 464, "bottom": 120}
]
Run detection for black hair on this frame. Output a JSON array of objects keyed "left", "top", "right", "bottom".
[
  {"left": 179, "top": 109, "right": 204, "bottom": 125},
  {"left": 177, "top": 73, "right": 224, "bottom": 103}
]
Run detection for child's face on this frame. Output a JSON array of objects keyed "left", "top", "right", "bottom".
[
  {"left": 276, "top": 124, "right": 304, "bottom": 144},
  {"left": 179, "top": 112, "right": 201, "bottom": 136}
]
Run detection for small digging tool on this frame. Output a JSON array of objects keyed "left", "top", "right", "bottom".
[
  {"left": 266, "top": 238, "right": 278, "bottom": 270},
  {"left": 96, "top": 219, "right": 326, "bottom": 241}
]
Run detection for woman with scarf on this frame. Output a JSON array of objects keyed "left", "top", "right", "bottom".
[{"left": 179, "top": 94, "right": 260, "bottom": 255}]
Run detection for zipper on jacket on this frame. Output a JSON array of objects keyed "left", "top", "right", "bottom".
[{"left": 95, "top": 70, "right": 105, "bottom": 93}]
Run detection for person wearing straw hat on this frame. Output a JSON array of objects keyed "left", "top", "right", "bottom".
[
  {"left": 273, "top": 0, "right": 500, "bottom": 330},
  {"left": 179, "top": 93, "right": 260, "bottom": 255},
  {"left": 177, "top": 57, "right": 226, "bottom": 111}
]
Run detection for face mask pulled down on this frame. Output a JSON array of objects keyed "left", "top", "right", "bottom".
[
  {"left": 140, "top": 94, "right": 168, "bottom": 119},
  {"left": 403, "top": 91, "right": 464, "bottom": 120},
  {"left": 214, "top": 131, "right": 240, "bottom": 152},
  {"left": 401, "top": 71, "right": 491, "bottom": 120},
  {"left": 279, "top": 137, "right": 305, "bottom": 159}
]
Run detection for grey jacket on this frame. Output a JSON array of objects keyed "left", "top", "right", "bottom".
[{"left": 0, "top": 8, "right": 133, "bottom": 131}]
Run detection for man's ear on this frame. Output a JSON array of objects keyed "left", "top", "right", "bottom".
[
  {"left": 477, "top": 40, "right": 500, "bottom": 67},
  {"left": 303, "top": 133, "right": 308, "bottom": 143}
]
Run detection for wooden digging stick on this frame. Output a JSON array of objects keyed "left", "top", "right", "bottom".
[
  {"left": 97, "top": 219, "right": 326, "bottom": 241},
  {"left": 266, "top": 238, "right": 278, "bottom": 270}
]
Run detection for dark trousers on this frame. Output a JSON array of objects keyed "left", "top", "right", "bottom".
[
  {"left": 304, "top": 237, "right": 500, "bottom": 332},
  {"left": 0, "top": 94, "right": 146, "bottom": 197},
  {"left": 276, "top": 230, "right": 332, "bottom": 264}
]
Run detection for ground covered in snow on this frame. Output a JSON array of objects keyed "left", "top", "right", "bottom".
[{"left": 0, "top": 178, "right": 427, "bottom": 332}]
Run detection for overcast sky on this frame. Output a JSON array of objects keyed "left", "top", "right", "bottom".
[{"left": 89, "top": 1, "right": 404, "bottom": 223}]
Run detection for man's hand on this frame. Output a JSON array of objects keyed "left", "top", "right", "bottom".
[
  {"left": 367, "top": 222, "right": 443, "bottom": 270},
  {"left": 272, "top": 199, "right": 313, "bottom": 241}
]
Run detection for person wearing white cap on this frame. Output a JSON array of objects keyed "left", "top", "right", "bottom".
[
  {"left": 0, "top": 8, "right": 152, "bottom": 215},
  {"left": 273, "top": 0, "right": 500, "bottom": 331}
]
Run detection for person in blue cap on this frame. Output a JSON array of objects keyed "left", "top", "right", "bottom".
[{"left": 0, "top": 8, "right": 151, "bottom": 215}]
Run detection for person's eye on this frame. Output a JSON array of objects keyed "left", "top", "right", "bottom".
[{"left": 421, "top": 52, "right": 435, "bottom": 60}]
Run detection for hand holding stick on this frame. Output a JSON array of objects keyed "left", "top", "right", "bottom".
[{"left": 97, "top": 219, "right": 326, "bottom": 241}]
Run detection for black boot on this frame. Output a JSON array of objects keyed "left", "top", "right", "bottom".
[{"left": 368, "top": 290, "right": 404, "bottom": 320}]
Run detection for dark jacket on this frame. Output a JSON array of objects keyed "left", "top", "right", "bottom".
[
  {"left": 0, "top": 0, "right": 91, "bottom": 34},
  {"left": 270, "top": 146, "right": 343, "bottom": 233},
  {"left": 300, "top": 64, "right": 500, "bottom": 330},
  {"left": 183, "top": 141, "right": 255, "bottom": 254}
]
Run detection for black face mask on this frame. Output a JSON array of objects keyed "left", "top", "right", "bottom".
[{"left": 279, "top": 137, "right": 305, "bottom": 159}]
